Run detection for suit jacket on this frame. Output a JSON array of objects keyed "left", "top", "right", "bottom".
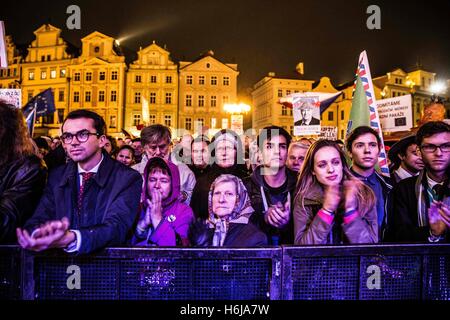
[
  {"left": 294, "top": 117, "right": 320, "bottom": 126},
  {"left": 25, "top": 153, "right": 143, "bottom": 254}
]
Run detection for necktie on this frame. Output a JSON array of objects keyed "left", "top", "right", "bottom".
[{"left": 78, "top": 172, "right": 95, "bottom": 213}]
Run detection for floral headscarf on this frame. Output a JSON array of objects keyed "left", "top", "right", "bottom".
[{"left": 206, "top": 174, "right": 254, "bottom": 246}]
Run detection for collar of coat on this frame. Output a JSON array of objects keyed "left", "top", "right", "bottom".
[{"left": 59, "top": 151, "right": 113, "bottom": 188}]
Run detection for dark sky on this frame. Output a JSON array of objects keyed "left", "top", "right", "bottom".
[{"left": 2, "top": 0, "right": 449, "bottom": 96}]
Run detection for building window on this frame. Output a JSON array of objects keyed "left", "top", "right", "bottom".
[
  {"left": 60, "top": 69, "right": 66, "bottom": 78},
  {"left": 28, "top": 71, "right": 35, "bottom": 80},
  {"left": 278, "top": 89, "right": 283, "bottom": 97},
  {"left": 85, "top": 91, "right": 91, "bottom": 102},
  {"left": 211, "top": 96, "right": 217, "bottom": 107},
  {"left": 290, "top": 126, "right": 294, "bottom": 136},
  {"left": 134, "top": 92, "right": 141, "bottom": 104},
  {"left": 135, "top": 75, "right": 142, "bottom": 83},
  {"left": 199, "top": 76, "right": 205, "bottom": 85},
  {"left": 111, "top": 71, "right": 118, "bottom": 80},
  {"left": 41, "top": 70, "right": 47, "bottom": 80},
  {"left": 211, "top": 76, "right": 217, "bottom": 85},
  {"left": 109, "top": 115, "right": 117, "bottom": 128},
  {"left": 341, "top": 110, "right": 345, "bottom": 120},
  {"left": 223, "top": 77, "right": 230, "bottom": 86},
  {"left": 165, "top": 92, "right": 172, "bottom": 104},
  {"left": 111, "top": 90, "right": 117, "bottom": 102},
  {"left": 47, "top": 55, "right": 51, "bottom": 61},
  {"left": 150, "top": 75, "right": 157, "bottom": 83},
  {"left": 197, "top": 118, "right": 205, "bottom": 129},
  {"left": 186, "top": 95, "right": 192, "bottom": 107},
  {"left": 99, "top": 91, "right": 105, "bottom": 102},
  {"left": 41, "top": 56, "right": 45, "bottom": 62},
  {"left": 166, "top": 76, "right": 172, "bottom": 84},
  {"left": 94, "top": 46, "right": 100, "bottom": 53},
  {"left": 211, "top": 118, "right": 217, "bottom": 128},
  {"left": 73, "top": 91, "right": 80, "bottom": 103},
  {"left": 186, "top": 75, "right": 193, "bottom": 85},
  {"left": 99, "top": 71, "right": 105, "bottom": 81},
  {"left": 198, "top": 95, "right": 205, "bottom": 107},
  {"left": 222, "top": 118, "right": 228, "bottom": 129},
  {"left": 133, "top": 114, "right": 141, "bottom": 126},
  {"left": 286, "top": 90, "right": 291, "bottom": 96},
  {"left": 282, "top": 105, "right": 288, "bottom": 116},
  {"left": 74, "top": 72, "right": 80, "bottom": 81},
  {"left": 28, "top": 91, "right": 34, "bottom": 101},
  {"left": 149, "top": 114, "right": 156, "bottom": 124},
  {"left": 50, "top": 69, "right": 57, "bottom": 79},
  {"left": 223, "top": 96, "right": 229, "bottom": 104},
  {"left": 58, "top": 90, "right": 64, "bottom": 102},
  {"left": 86, "top": 72, "right": 92, "bottom": 81},
  {"left": 185, "top": 118, "right": 192, "bottom": 131},
  {"left": 341, "top": 130, "right": 344, "bottom": 139},
  {"left": 164, "top": 115, "right": 172, "bottom": 127},
  {"left": 328, "top": 111, "right": 334, "bottom": 121},
  {"left": 57, "top": 109, "right": 65, "bottom": 124},
  {"left": 150, "top": 92, "right": 156, "bottom": 104}
]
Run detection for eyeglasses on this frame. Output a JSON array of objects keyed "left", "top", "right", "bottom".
[
  {"left": 420, "top": 143, "right": 450, "bottom": 153},
  {"left": 61, "top": 129, "right": 100, "bottom": 144},
  {"left": 145, "top": 143, "right": 169, "bottom": 152}
]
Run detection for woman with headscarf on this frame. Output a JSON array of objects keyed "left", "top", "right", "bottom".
[
  {"left": 190, "top": 129, "right": 250, "bottom": 219},
  {"left": 189, "top": 174, "right": 267, "bottom": 247},
  {"left": 132, "top": 157, "right": 194, "bottom": 246}
]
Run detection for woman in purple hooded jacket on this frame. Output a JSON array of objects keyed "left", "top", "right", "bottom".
[{"left": 132, "top": 157, "right": 194, "bottom": 246}]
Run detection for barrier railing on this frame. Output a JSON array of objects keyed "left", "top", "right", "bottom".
[{"left": 1, "top": 245, "right": 449, "bottom": 300}]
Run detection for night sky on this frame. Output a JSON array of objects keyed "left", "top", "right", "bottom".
[{"left": 2, "top": 0, "right": 449, "bottom": 97}]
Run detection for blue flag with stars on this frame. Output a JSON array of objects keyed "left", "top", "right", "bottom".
[{"left": 22, "top": 88, "right": 56, "bottom": 136}]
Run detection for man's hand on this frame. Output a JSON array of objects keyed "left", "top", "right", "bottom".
[
  {"left": 16, "top": 217, "right": 75, "bottom": 252},
  {"left": 428, "top": 201, "right": 447, "bottom": 236},
  {"left": 437, "top": 202, "right": 450, "bottom": 229},
  {"left": 265, "top": 201, "right": 290, "bottom": 228}
]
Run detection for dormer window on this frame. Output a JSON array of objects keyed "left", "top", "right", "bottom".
[{"left": 94, "top": 46, "right": 100, "bottom": 53}]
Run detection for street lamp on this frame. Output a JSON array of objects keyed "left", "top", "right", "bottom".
[{"left": 223, "top": 103, "right": 251, "bottom": 134}]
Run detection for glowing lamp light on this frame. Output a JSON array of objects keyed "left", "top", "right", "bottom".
[
  {"left": 224, "top": 103, "right": 251, "bottom": 114},
  {"left": 430, "top": 81, "right": 446, "bottom": 94}
]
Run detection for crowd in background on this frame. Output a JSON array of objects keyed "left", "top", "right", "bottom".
[{"left": 1, "top": 100, "right": 449, "bottom": 254}]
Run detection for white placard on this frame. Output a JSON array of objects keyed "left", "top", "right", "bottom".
[
  {"left": 319, "top": 126, "right": 338, "bottom": 140},
  {"left": 0, "top": 89, "right": 21, "bottom": 108},
  {"left": 376, "top": 95, "right": 412, "bottom": 132},
  {"left": 293, "top": 95, "right": 321, "bottom": 136}
]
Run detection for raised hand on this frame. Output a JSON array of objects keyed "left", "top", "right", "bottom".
[
  {"left": 322, "top": 184, "right": 341, "bottom": 213},
  {"left": 265, "top": 201, "right": 290, "bottom": 228},
  {"left": 343, "top": 179, "right": 358, "bottom": 212}
]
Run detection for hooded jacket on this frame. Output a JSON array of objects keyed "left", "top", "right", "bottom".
[
  {"left": 132, "top": 157, "right": 194, "bottom": 246},
  {"left": 244, "top": 166, "right": 298, "bottom": 244},
  {"left": 293, "top": 183, "right": 378, "bottom": 245}
]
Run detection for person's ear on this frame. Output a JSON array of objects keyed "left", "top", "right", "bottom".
[{"left": 98, "top": 135, "right": 107, "bottom": 148}]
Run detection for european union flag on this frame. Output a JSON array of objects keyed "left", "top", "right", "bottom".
[
  {"left": 22, "top": 88, "right": 56, "bottom": 136},
  {"left": 22, "top": 88, "right": 56, "bottom": 117}
]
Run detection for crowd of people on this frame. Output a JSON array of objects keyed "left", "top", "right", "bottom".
[{"left": 0, "top": 100, "right": 449, "bottom": 254}]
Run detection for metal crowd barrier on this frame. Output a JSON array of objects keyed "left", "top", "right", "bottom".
[{"left": 0, "top": 245, "right": 449, "bottom": 300}]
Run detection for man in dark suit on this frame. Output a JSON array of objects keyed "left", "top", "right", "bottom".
[
  {"left": 17, "top": 110, "right": 143, "bottom": 254},
  {"left": 294, "top": 104, "right": 320, "bottom": 126}
]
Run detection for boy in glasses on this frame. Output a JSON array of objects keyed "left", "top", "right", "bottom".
[
  {"left": 392, "top": 121, "right": 450, "bottom": 243},
  {"left": 17, "top": 110, "right": 143, "bottom": 254}
]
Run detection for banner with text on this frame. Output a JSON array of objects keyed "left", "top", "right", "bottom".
[
  {"left": 0, "top": 89, "right": 21, "bottom": 108},
  {"left": 376, "top": 95, "right": 412, "bottom": 132}
]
